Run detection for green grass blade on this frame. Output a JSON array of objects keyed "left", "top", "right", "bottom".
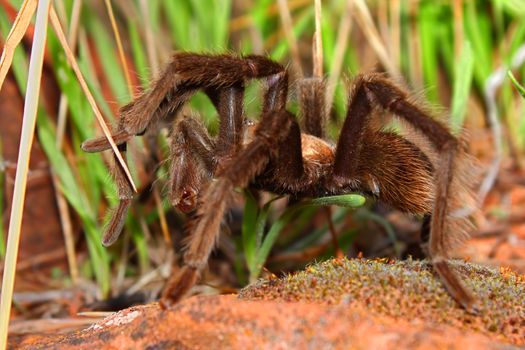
[
  {"left": 46, "top": 30, "right": 118, "bottom": 205},
  {"left": 464, "top": 2, "right": 493, "bottom": 91},
  {"left": 37, "top": 114, "right": 111, "bottom": 295},
  {"left": 164, "top": 1, "right": 191, "bottom": 49},
  {"left": 418, "top": 3, "right": 440, "bottom": 102},
  {"left": 248, "top": 202, "right": 271, "bottom": 279},
  {"left": 85, "top": 14, "right": 129, "bottom": 103},
  {"left": 211, "top": 0, "right": 232, "bottom": 48},
  {"left": 242, "top": 191, "right": 259, "bottom": 269},
  {"left": 450, "top": 41, "right": 475, "bottom": 132},
  {"left": 128, "top": 215, "right": 150, "bottom": 275},
  {"left": 508, "top": 21, "right": 525, "bottom": 62},
  {"left": 496, "top": 0, "right": 525, "bottom": 16},
  {"left": 128, "top": 22, "right": 149, "bottom": 89},
  {"left": 508, "top": 71, "right": 525, "bottom": 99},
  {"left": 287, "top": 207, "right": 349, "bottom": 252},
  {"left": 252, "top": 206, "right": 299, "bottom": 281},
  {"left": 307, "top": 194, "right": 366, "bottom": 208}
]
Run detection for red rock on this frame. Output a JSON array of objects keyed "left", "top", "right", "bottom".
[{"left": 11, "top": 296, "right": 517, "bottom": 350}]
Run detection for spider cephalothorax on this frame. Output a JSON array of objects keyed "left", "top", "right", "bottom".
[{"left": 82, "top": 53, "right": 477, "bottom": 312}]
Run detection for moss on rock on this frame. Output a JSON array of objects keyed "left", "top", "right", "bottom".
[{"left": 239, "top": 258, "right": 525, "bottom": 344}]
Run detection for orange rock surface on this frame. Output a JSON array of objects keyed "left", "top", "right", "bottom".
[
  {"left": 11, "top": 258, "right": 523, "bottom": 349},
  {"left": 12, "top": 297, "right": 517, "bottom": 350}
]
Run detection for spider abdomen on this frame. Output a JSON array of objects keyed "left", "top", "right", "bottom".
[
  {"left": 300, "top": 133, "right": 335, "bottom": 165},
  {"left": 356, "top": 131, "right": 435, "bottom": 214}
]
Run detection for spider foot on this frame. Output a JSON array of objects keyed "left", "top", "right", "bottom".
[
  {"left": 433, "top": 259, "right": 480, "bottom": 314},
  {"left": 160, "top": 266, "right": 201, "bottom": 308},
  {"left": 81, "top": 129, "right": 132, "bottom": 153},
  {"left": 102, "top": 198, "right": 132, "bottom": 246}
]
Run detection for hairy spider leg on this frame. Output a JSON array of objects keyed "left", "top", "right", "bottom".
[
  {"left": 261, "top": 71, "right": 306, "bottom": 186},
  {"left": 101, "top": 145, "right": 133, "bottom": 246},
  {"left": 205, "top": 84, "right": 245, "bottom": 160},
  {"left": 161, "top": 71, "right": 292, "bottom": 307},
  {"left": 82, "top": 53, "right": 284, "bottom": 152},
  {"left": 297, "top": 78, "right": 347, "bottom": 254},
  {"left": 161, "top": 110, "right": 295, "bottom": 307},
  {"left": 90, "top": 90, "right": 192, "bottom": 247},
  {"left": 81, "top": 54, "right": 287, "bottom": 245},
  {"left": 273, "top": 120, "right": 304, "bottom": 183},
  {"left": 332, "top": 73, "right": 477, "bottom": 313},
  {"left": 169, "top": 117, "right": 215, "bottom": 213},
  {"left": 298, "top": 77, "right": 327, "bottom": 138}
]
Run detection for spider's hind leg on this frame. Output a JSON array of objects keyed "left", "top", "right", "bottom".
[{"left": 332, "top": 74, "right": 477, "bottom": 312}]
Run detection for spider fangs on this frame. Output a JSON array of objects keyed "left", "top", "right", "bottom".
[{"left": 82, "top": 53, "right": 478, "bottom": 313}]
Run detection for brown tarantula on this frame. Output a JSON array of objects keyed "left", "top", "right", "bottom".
[{"left": 82, "top": 53, "right": 477, "bottom": 312}]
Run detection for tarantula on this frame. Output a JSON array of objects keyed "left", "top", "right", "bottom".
[{"left": 82, "top": 53, "right": 477, "bottom": 312}]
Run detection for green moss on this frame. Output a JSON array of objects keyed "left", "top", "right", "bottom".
[{"left": 239, "top": 258, "right": 525, "bottom": 343}]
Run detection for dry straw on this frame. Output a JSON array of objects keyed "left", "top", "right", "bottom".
[
  {"left": 0, "top": 1, "right": 51, "bottom": 348},
  {"left": 0, "top": 0, "right": 37, "bottom": 91},
  {"left": 0, "top": 2, "right": 138, "bottom": 347},
  {"left": 49, "top": 6, "right": 137, "bottom": 192}
]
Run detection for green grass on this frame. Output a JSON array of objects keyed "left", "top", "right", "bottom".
[
  {"left": 242, "top": 192, "right": 365, "bottom": 282},
  {"left": 509, "top": 71, "right": 525, "bottom": 99},
  {"left": 450, "top": 41, "right": 475, "bottom": 132},
  {"left": 1, "top": 0, "right": 525, "bottom": 299}
]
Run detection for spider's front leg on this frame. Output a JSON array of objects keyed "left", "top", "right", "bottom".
[
  {"left": 161, "top": 110, "right": 297, "bottom": 307},
  {"left": 158, "top": 54, "right": 291, "bottom": 307},
  {"left": 82, "top": 54, "right": 286, "bottom": 153},
  {"left": 169, "top": 117, "right": 215, "bottom": 213},
  {"left": 332, "top": 74, "right": 477, "bottom": 313},
  {"left": 82, "top": 53, "right": 287, "bottom": 245},
  {"left": 100, "top": 146, "right": 133, "bottom": 246}
]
